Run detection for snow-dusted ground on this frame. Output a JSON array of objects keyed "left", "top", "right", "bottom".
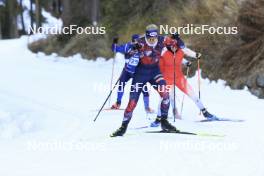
[{"left": 0, "top": 37, "right": 264, "bottom": 176}]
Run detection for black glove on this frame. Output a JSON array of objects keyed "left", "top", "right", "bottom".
[
  {"left": 196, "top": 52, "right": 202, "bottom": 59},
  {"left": 132, "top": 43, "right": 142, "bottom": 50},
  {"left": 186, "top": 61, "right": 192, "bottom": 67},
  {"left": 171, "top": 32, "right": 180, "bottom": 40},
  {"left": 113, "top": 37, "right": 119, "bottom": 44}
]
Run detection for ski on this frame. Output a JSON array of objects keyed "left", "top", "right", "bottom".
[
  {"left": 130, "top": 125, "right": 149, "bottom": 130},
  {"left": 146, "top": 130, "right": 225, "bottom": 137},
  {"left": 146, "top": 130, "right": 196, "bottom": 135},
  {"left": 198, "top": 117, "right": 244, "bottom": 122}
]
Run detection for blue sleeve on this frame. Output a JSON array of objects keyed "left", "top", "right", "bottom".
[{"left": 112, "top": 43, "right": 133, "bottom": 54}]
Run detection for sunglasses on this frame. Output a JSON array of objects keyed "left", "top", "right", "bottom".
[{"left": 147, "top": 37, "right": 157, "bottom": 43}]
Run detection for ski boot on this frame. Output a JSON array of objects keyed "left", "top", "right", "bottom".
[
  {"left": 201, "top": 108, "right": 218, "bottom": 120},
  {"left": 110, "top": 123, "right": 128, "bottom": 137},
  {"left": 150, "top": 116, "right": 161, "bottom": 127},
  {"left": 160, "top": 117, "right": 179, "bottom": 132},
  {"left": 111, "top": 101, "right": 121, "bottom": 109}
]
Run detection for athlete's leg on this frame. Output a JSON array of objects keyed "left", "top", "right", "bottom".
[
  {"left": 156, "top": 86, "right": 174, "bottom": 117},
  {"left": 156, "top": 99, "right": 162, "bottom": 117},
  {"left": 176, "top": 74, "right": 205, "bottom": 110},
  {"left": 149, "top": 74, "right": 170, "bottom": 118},
  {"left": 175, "top": 71, "right": 217, "bottom": 119},
  {"left": 122, "top": 71, "right": 148, "bottom": 124},
  {"left": 169, "top": 85, "right": 175, "bottom": 112},
  {"left": 110, "top": 69, "right": 148, "bottom": 137},
  {"left": 149, "top": 74, "right": 178, "bottom": 131}
]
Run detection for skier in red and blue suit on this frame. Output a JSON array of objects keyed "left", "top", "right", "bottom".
[
  {"left": 111, "top": 24, "right": 183, "bottom": 137},
  {"left": 111, "top": 34, "right": 154, "bottom": 113}
]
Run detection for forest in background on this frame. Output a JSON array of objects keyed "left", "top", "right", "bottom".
[{"left": 0, "top": 0, "right": 264, "bottom": 98}]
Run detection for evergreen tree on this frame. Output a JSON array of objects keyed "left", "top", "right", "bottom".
[
  {"left": 19, "top": 0, "right": 26, "bottom": 34},
  {"left": 35, "top": 0, "right": 41, "bottom": 28},
  {"left": 6, "top": 0, "right": 18, "bottom": 38}
]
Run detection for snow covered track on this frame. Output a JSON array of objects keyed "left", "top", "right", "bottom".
[{"left": 0, "top": 37, "right": 264, "bottom": 176}]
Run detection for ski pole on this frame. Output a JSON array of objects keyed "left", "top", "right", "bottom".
[
  {"left": 180, "top": 66, "right": 190, "bottom": 117},
  {"left": 108, "top": 52, "right": 116, "bottom": 107},
  {"left": 197, "top": 58, "right": 202, "bottom": 115},
  {"left": 173, "top": 51, "right": 176, "bottom": 122},
  {"left": 93, "top": 77, "right": 120, "bottom": 122},
  {"left": 197, "top": 59, "right": 201, "bottom": 100},
  {"left": 108, "top": 38, "right": 119, "bottom": 108}
]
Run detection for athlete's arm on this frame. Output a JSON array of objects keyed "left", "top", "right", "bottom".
[
  {"left": 182, "top": 47, "right": 201, "bottom": 59},
  {"left": 112, "top": 43, "right": 132, "bottom": 54},
  {"left": 182, "top": 58, "right": 192, "bottom": 67},
  {"left": 182, "top": 47, "right": 196, "bottom": 58}
]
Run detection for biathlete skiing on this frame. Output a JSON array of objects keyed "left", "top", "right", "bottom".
[
  {"left": 151, "top": 36, "right": 218, "bottom": 127},
  {"left": 111, "top": 24, "right": 179, "bottom": 137},
  {"left": 111, "top": 34, "right": 154, "bottom": 113}
]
